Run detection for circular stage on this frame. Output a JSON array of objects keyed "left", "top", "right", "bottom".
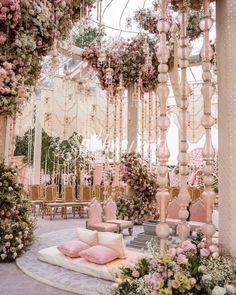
[{"left": 16, "top": 228, "right": 111, "bottom": 295}]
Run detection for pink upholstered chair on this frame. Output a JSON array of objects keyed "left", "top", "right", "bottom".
[
  {"left": 86, "top": 198, "right": 118, "bottom": 232},
  {"left": 103, "top": 197, "right": 133, "bottom": 235},
  {"left": 189, "top": 199, "right": 207, "bottom": 231},
  {"left": 166, "top": 198, "right": 180, "bottom": 231}
]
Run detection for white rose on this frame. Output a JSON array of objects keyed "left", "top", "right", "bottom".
[
  {"left": 0, "top": 254, "right": 7, "bottom": 260},
  {"left": 212, "top": 286, "right": 226, "bottom": 295},
  {"left": 212, "top": 252, "right": 219, "bottom": 259},
  {"left": 225, "top": 285, "right": 236, "bottom": 294},
  {"left": 12, "top": 252, "right": 17, "bottom": 259}
]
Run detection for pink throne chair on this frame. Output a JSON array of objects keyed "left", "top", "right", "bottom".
[
  {"left": 103, "top": 197, "right": 133, "bottom": 236},
  {"left": 166, "top": 198, "right": 181, "bottom": 232},
  {"left": 189, "top": 199, "right": 207, "bottom": 231},
  {"left": 86, "top": 198, "right": 118, "bottom": 232}
]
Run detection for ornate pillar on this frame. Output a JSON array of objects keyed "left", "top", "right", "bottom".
[
  {"left": 176, "top": 1, "right": 191, "bottom": 242},
  {"left": 127, "top": 85, "right": 138, "bottom": 152},
  {"left": 155, "top": 0, "right": 171, "bottom": 252},
  {"left": 217, "top": 0, "right": 236, "bottom": 256},
  {"left": 200, "top": 0, "right": 216, "bottom": 244}
]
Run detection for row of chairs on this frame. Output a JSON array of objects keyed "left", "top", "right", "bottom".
[
  {"left": 28, "top": 184, "right": 126, "bottom": 220},
  {"left": 28, "top": 184, "right": 126, "bottom": 203},
  {"left": 168, "top": 186, "right": 203, "bottom": 201}
]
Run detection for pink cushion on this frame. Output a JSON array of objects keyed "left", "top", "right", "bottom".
[
  {"left": 79, "top": 245, "right": 119, "bottom": 265},
  {"left": 57, "top": 240, "right": 90, "bottom": 258}
]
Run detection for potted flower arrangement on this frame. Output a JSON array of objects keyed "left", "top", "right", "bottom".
[
  {"left": 115, "top": 152, "right": 159, "bottom": 225},
  {"left": 105, "top": 233, "right": 236, "bottom": 295},
  {"left": 0, "top": 162, "right": 35, "bottom": 262}
]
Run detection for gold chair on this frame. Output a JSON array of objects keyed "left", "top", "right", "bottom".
[
  {"left": 43, "top": 184, "right": 64, "bottom": 220},
  {"left": 29, "top": 184, "right": 44, "bottom": 215},
  {"left": 79, "top": 185, "right": 92, "bottom": 202}
]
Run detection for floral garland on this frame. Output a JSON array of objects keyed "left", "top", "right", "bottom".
[
  {"left": 105, "top": 233, "right": 236, "bottom": 295},
  {"left": 0, "top": 0, "right": 95, "bottom": 115},
  {"left": 82, "top": 34, "right": 161, "bottom": 93},
  {"left": 134, "top": 8, "right": 203, "bottom": 41},
  {"left": 0, "top": 162, "right": 35, "bottom": 262},
  {"left": 171, "top": 0, "right": 215, "bottom": 11}
]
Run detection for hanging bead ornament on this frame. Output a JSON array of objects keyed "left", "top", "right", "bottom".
[
  {"left": 141, "top": 94, "right": 145, "bottom": 161},
  {"left": 176, "top": 1, "right": 191, "bottom": 242},
  {"left": 103, "top": 95, "right": 110, "bottom": 199},
  {"left": 111, "top": 96, "right": 118, "bottom": 197},
  {"left": 200, "top": 0, "right": 216, "bottom": 244},
  {"left": 148, "top": 92, "right": 153, "bottom": 171},
  {"left": 97, "top": 48, "right": 106, "bottom": 67},
  {"left": 132, "top": 83, "right": 139, "bottom": 106},
  {"left": 155, "top": 0, "right": 171, "bottom": 252},
  {"left": 105, "top": 59, "right": 113, "bottom": 85},
  {"left": 125, "top": 12, "right": 132, "bottom": 30},
  {"left": 143, "top": 37, "right": 150, "bottom": 56}
]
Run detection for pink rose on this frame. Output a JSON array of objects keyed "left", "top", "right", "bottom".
[
  {"left": 170, "top": 247, "right": 177, "bottom": 257},
  {"left": 132, "top": 270, "right": 140, "bottom": 278},
  {"left": 0, "top": 32, "right": 6, "bottom": 44},
  {"left": 209, "top": 245, "right": 219, "bottom": 253},
  {"left": 177, "top": 254, "right": 188, "bottom": 264},
  {"left": 200, "top": 248, "right": 210, "bottom": 257},
  {"left": 197, "top": 241, "right": 206, "bottom": 249},
  {"left": 181, "top": 240, "right": 197, "bottom": 252},
  {"left": 151, "top": 272, "right": 162, "bottom": 282},
  {"left": 176, "top": 247, "right": 183, "bottom": 255}
]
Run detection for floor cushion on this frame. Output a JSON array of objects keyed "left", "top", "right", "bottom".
[
  {"left": 98, "top": 232, "right": 126, "bottom": 259},
  {"left": 77, "top": 228, "right": 98, "bottom": 246},
  {"left": 57, "top": 240, "right": 90, "bottom": 258},
  {"left": 79, "top": 245, "right": 119, "bottom": 265}
]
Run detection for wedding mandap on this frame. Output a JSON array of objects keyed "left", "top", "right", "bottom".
[{"left": 0, "top": 0, "right": 235, "bottom": 295}]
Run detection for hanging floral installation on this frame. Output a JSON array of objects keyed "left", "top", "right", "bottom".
[
  {"left": 105, "top": 233, "right": 236, "bottom": 295},
  {"left": 115, "top": 152, "right": 159, "bottom": 224},
  {"left": 170, "top": 0, "right": 214, "bottom": 11},
  {"left": 0, "top": 162, "right": 35, "bottom": 262},
  {"left": 82, "top": 34, "right": 162, "bottom": 94},
  {"left": 134, "top": 8, "right": 203, "bottom": 41},
  {"left": 0, "top": 0, "right": 95, "bottom": 115}
]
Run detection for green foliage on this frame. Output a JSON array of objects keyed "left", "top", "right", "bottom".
[
  {"left": 14, "top": 129, "right": 93, "bottom": 175},
  {"left": 73, "top": 24, "right": 105, "bottom": 49},
  {"left": 0, "top": 162, "right": 35, "bottom": 262}
]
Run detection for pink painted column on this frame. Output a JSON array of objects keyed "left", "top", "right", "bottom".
[
  {"left": 176, "top": 1, "right": 191, "bottom": 242},
  {"left": 155, "top": 0, "right": 171, "bottom": 252},
  {"left": 200, "top": 0, "right": 216, "bottom": 244}
]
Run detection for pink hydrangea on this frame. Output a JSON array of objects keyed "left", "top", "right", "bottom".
[{"left": 181, "top": 240, "right": 197, "bottom": 252}]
